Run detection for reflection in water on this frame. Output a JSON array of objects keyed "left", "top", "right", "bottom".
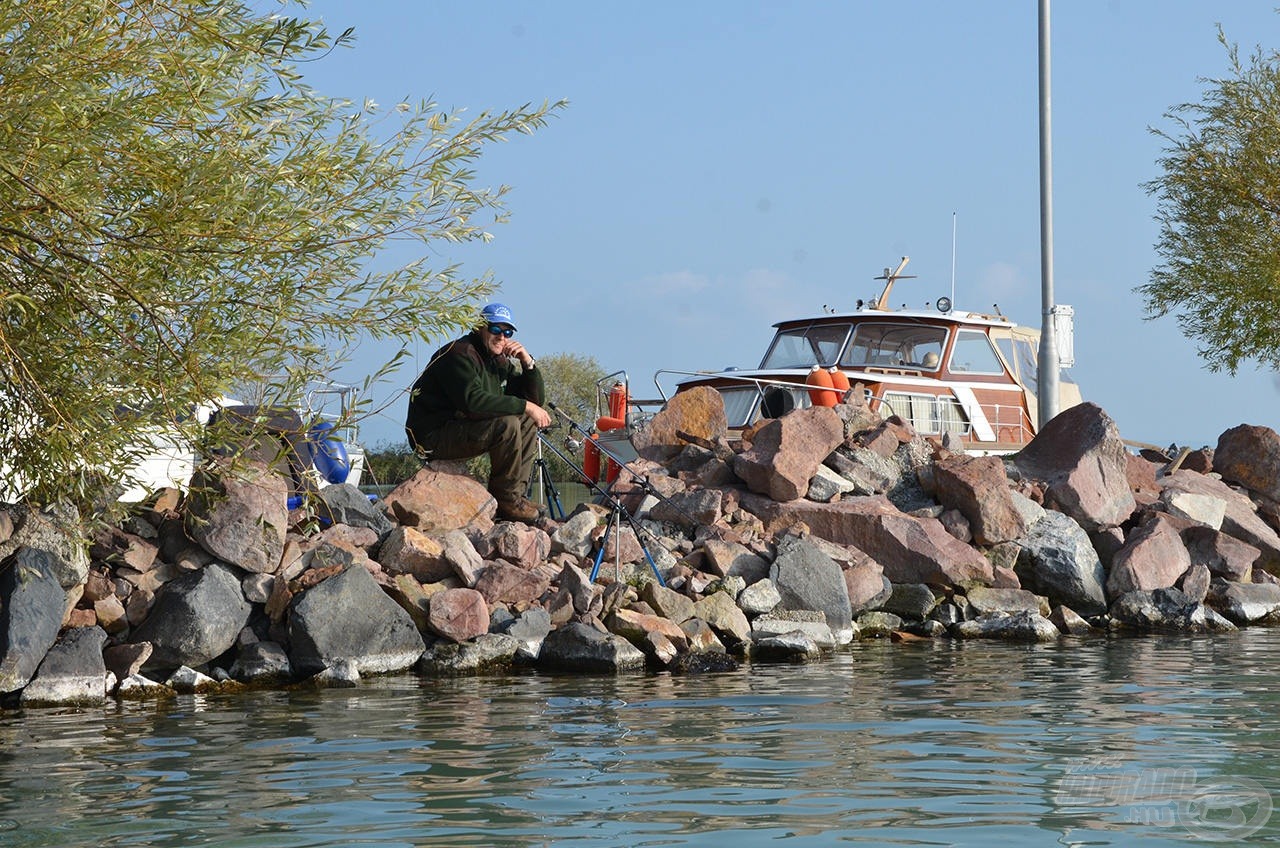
[{"left": 1, "top": 632, "right": 1278, "bottom": 846}]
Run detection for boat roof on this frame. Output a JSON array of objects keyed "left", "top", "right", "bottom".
[{"left": 772, "top": 307, "right": 1029, "bottom": 332}]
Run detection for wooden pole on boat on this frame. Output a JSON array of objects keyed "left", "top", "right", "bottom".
[{"left": 1037, "top": 0, "right": 1061, "bottom": 428}]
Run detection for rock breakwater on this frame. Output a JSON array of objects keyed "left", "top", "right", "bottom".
[{"left": 5, "top": 390, "right": 1280, "bottom": 707}]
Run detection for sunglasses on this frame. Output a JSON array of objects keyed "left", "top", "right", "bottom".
[{"left": 487, "top": 324, "right": 515, "bottom": 338}]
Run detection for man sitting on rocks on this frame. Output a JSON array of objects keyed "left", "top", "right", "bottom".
[{"left": 405, "top": 302, "right": 551, "bottom": 523}]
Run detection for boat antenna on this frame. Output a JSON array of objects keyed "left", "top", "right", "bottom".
[{"left": 950, "top": 212, "right": 957, "bottom": 307}]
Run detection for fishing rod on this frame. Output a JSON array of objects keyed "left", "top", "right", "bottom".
[
  {"left": 546, "top": 401, "right": 717, "bottom": 536},
  {"left": 535, "top": 423, "right": 667, "bottom": 585}
]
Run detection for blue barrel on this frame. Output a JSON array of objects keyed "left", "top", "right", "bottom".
[{"left": 308, "top": 421, "right": 352, "bottom": 484}]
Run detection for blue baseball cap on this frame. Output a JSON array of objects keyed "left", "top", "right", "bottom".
[{"left": 480, "top": 302, "right": 516, "bottom": 330}]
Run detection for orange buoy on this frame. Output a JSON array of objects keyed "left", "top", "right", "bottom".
[
  {"left": 828, "top": 367, "right": 851, "bottom": 403},
  {"left": 607, "top": 382, "right": 629, "bottom": 421},
  {"left": 582, "top": 437, "right": 601, "bottom": 483},
  {"left": 806, "top": 365, "right": 837, "bottom": 407},
  {"left": 593, "top": 415, "right": 626, "bottom": 482}
]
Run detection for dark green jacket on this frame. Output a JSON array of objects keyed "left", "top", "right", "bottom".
[{"left": 405, "top": 331, "right": 546, "bottom": 439}]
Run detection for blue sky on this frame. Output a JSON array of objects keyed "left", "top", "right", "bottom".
[{"left": 297, "top": 1, "right": 1280, "bottom": 452}]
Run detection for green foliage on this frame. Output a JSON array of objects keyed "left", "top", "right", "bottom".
[
  {"left": 534, "top": 352, "right": 609, "bottom": 481},
  {"left": 0, "top": 0, "right": 563, "bottom": 507},
  {"left": 1141, "top": 28, "right": 1280, "bottom": 374},
  {"left": 361, "top": 440, "right": 423, "bottom": 488}
]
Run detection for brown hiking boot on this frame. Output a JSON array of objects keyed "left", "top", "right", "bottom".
[{"left": 495, "top": 495, "right": 541, "bottom": 523}]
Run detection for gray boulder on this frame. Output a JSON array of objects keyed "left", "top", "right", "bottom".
[
  {"left": 751, "top": 631, "right": 824, "bottom": 662},
  {"left": 0, "top": 502, "right": 89, "bottom": 589},
  {"left": 418, "top": 633, "right": 520, "bottom": 675},
  {"left": 855, "top": 610, "right": 903, "bottom": 637},
  {"left": 702, "top": 538, "right": 770, "bottom": 583},
  {"left": 132, "top": 562, "right": 252, "bottom": 671},
  {"left": 965, "top": 586, "right": 1045, "bottom": 616},
  {"left": 537, "top": 622, "right": 646, "bottom": 673},
  {"left": 20, "top": 626, "right": 109, "bottom": 706},
  {"left": 1110, "top": 587, "right": 1238, "bottom": 633},
  {"left": 0, "top": 549, "right": 67, "bottom": 693},
  {"left": 879, "top": 583, "right": 939, "bottom": 621},
  {"left": 749, "top": 614, "right": 838, "bottom": 649},
  {"left": 639, "top": 581, "right": 696, "bottom": 624},
  {"left": 288, "top": 564, "right": 426, "bottom": 676},
  {"left": 185, "top": 459, "right": 288, "bottom": 574},
  {"left": 229, "top": 641, "right": 293, "bottom": 683},
  {"left": 550, "top": 509, "right": 599, "bottom": 558},
  {"left": 166, "top": 666, "right": 219, "bottom": 693},
  {"left": 807, "top": 465, "right": 856, "bottom": 502},
  {"left": 318, "top": 484, "right": 394, "bottom": 536},
  {"left": 1014, "top": 510, "right": 1107, "bottom": 617},
  {"left": 824, "top": 447, "right": 900, "bottom": 496},
  {"left": 952, "top": 610, "right": 1060, "bottom": 642},
  {"left": 769, "top": 536, "right": 853, "bottom": 643},
  {"left": 692, "top": 591, "right": 752, "bottom": 646},
  {"left": 500, "top": 607, "right": 553, "bottom": 662},
  {"left": 650, "top": 488, "right": 723, "bottom": 527},
  {"left": 1206, "top": 581, "right": 1280, "bottom": 625},
  {"left": 738, "top": 578, "right": 782, "bottom": 616}
]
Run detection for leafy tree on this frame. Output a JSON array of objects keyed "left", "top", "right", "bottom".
[
  {"left": 1141, "top": 29, "right": 1280, "bottom": 373},
  {"left": 361, "top": 440, "right": 423, "bottom": 490},
  {"left": 0, "top": 0, "right": 562, "bottom": 507},
  {"left": 532, "top": 352, "right": 610, "bottom": 482}
]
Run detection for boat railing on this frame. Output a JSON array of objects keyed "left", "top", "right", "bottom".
[
  {"left": 986, "top": 401, "right": 1037, "bottom": 445},
  {"left": 650, "top": 369, "right": 825, "bottom": 405},
  {"left": 303, "top": 381, "right": 363, "bottom": 447},
  {"left": 876, "top": 393, "right": 1035, "bottom": 445}
]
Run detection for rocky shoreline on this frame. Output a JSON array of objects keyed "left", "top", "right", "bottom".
[{"left": 5, "top": 389, "right": 1280, "bottom": 708}]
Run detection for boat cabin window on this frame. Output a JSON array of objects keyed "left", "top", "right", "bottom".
[
  {"left": 760, "top": 323, "right": 851, "bottom": 369},
  {"left": 993, "top": 333, "right": 1076, "bottom": 395},
  {"left": 840, "top": 323, "right": 946, "bottom": 370},
  {"left": 948, "top": 330, "right": 1005, "bottom": 375},
  {"left": 880, "top": 391, "right": 969, "bottom": 436},
  {"left": 994, "top": 334, "right": 1039, "bottom": 395}
]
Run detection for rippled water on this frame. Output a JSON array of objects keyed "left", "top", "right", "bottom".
[{"left": 3, "top": 631, "right": 1279, "bottom": 847}]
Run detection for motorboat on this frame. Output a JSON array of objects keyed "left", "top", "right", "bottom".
[
  {"left": 115, "top": 382, "right": 366, "bottom": 503},
  {"left": 631, "top": 257, "right": 1082, "bottom": 455}
]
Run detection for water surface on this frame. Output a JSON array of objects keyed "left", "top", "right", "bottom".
[{"left": 2, "top": 631, "right": 1278, "bottom": 846}]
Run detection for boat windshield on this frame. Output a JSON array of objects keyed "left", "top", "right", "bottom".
[
  {"left": 759, "top": 323, "right": 851, "bottom": 369},
  {"left": 840, "top": 323, "right": 947, "bottom": 369}
]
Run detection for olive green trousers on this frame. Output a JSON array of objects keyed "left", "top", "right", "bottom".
[{"left": 406, "top": 414, "right": 538, "bottom": 501}]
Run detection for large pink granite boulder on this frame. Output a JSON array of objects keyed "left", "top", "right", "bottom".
[
  {"left": 427, "top": 588, "right": 489, "bottom": 643},
  {"left": 632, "top": 385, "right": 729, "bottom": 460},
  {"left": 1012, "top": 402, "right": 1135, "bottom": 531},
  {"left": 740, "top": 493, "right": 993, "bottom": 587},
  {"left": 732, "top": 406, "right": 844, "bottom": 502},
  {"left": 1106, "top": 513, "right": 1192, "bottom": 598},
  {"left": 1214, "top": 424, "right": 1280, "bottom": 501},
  {"left": 382, "top": 468, "right": 495, "bottom": 533},
  {"left": 933, "top": 454, "right": 1026, "bottom": 546}
]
